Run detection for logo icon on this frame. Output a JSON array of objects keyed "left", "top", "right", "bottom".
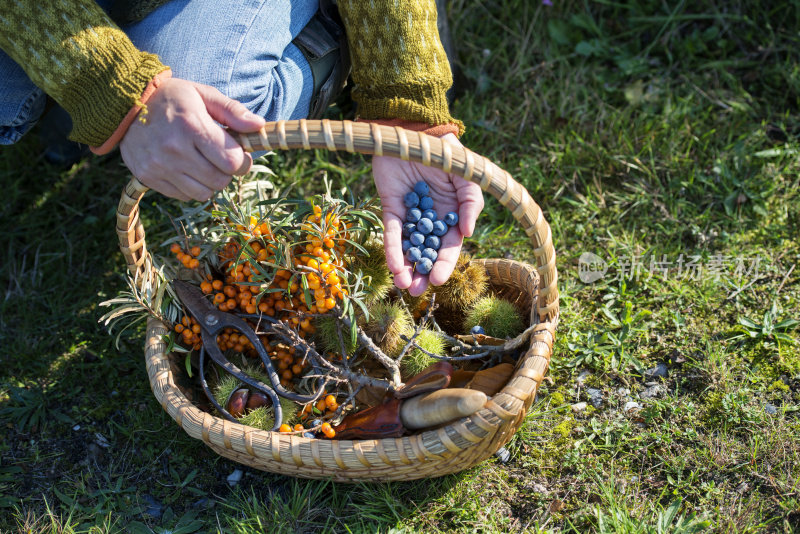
[{"left": 578, "top": 252, "right": 607, "bottom": 283}]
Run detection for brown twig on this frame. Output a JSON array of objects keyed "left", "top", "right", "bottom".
[{"left": 394, "top": 293, "right": 438, "bottom": 366}]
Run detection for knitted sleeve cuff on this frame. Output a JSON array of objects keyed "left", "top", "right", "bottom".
[
  {"left": 353, "top": 83, "right": 465, "bottom": 138},
  {"left": 90, "top": 70, "right": 172, "bottom": 155},
  {"left": 63, "top": 30, "right": 170, "bottom": 146}
]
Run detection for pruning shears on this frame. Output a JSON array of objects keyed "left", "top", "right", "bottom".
[{"left": 173, "top": 279, "right": 325, "bottom": 431}]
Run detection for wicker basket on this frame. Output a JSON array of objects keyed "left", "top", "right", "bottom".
[{"left": 116, "top": 120, "right": 559, "bottom": 482}]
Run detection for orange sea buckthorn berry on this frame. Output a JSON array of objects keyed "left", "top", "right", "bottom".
[
  {"left": 212, "top": 279, "right": 223, "bottom": 291},
  {"left": 294, "top": 424, "right": 305, "bottom": 432},
  {"left": 316, "top": 399, "right": 327, "bottom": 412},
  {"left": 188, "top": 258, "right": 200, "bottom": 269},
  {"left": 190, "top": 246, "right": 201, "bottom": 257},
  {"left": 324, "top": 395, "right": 338, "bottom": 410},
  {"left": 321, "top": 422, "right": 335, "bottom": 438},
  {"left": 174, "top": 324, "right": 185, "bottom": 333},
  {"left": 279, "top": 424, "right": 292, "bottom": 433},
  {"left": 306, "top": 276, "right": 320, "bottom": 291},
  {"left": 170, "top": 243, "right": 181, "bottom": 254}
]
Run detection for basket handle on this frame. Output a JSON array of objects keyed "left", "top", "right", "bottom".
[{"left": 116, "top": 119, "right": 558, "bottom": 322}]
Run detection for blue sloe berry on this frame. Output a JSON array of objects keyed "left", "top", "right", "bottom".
[
  {"left": 471, "top": 325, "right": 486, "bottom": 335},
  {"left": 424, "top": 235, "right": 441, "bottom": 250},
  {"left": 421, "top": 248, "right": 438, "bottom": 262},
  {"left": 402, "top": 239, "right": 412, "bottom": 252},
  {"left": 422, "top": 209, "right": 437, "bottom": 221},
  {"left": 419, "top": 195, "right": 434, "bottom": 210},
  {"left": 409, "top": 232, "right": 425, "bottom": 247},
  {"left": 404, "top": 192, "right": 420, "bottom": 208},
  {"left": 432, "top": 220, "right": 448, "bottom": 237},
  {"left": 406, "top": 247, "right": 422, "bottom": 263},
  {"left": 416, "top": 257, "right": 433, "bottom": 274},
  {"left": 444, "top": 212, "right": 458, "bottom": 226},
  {"left": 413, "top": 181, "right": 429, "bottom": 196},
  {"left": 402, "top": 222, "right": 416, "bottom": 238},
  {"left": 416, "top": 217, "right": 433, "bottom": 235},
  {"left": 303, "top": 432, "right": 316, "bottom": 439},
  {"left": 406, "top": 208, "right": 422, "bottom": 223}
]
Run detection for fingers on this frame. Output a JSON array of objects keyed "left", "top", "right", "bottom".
[
  {"left": 383, "top": 214, "right": 406, "bottom": 275},
  {"left": 193, "top": 83, "right": 265, "bottom": 132},
  {"left": 428, "top": 227, "right": 463, "bottom": 286},
  {"left": 455, "top": 178, "right": 484, "bottom": 238},
  {"left": 406, "top": 272, "right": 429, "bottom": 296},
  {"left": 193, "top": 118, "right": 253, "bottom": 178}
]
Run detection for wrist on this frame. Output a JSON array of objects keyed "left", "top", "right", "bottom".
[
  {"left": 90, "top": 70, "right": 173, "bottom": 155},
  {"left": 358, "top": 118, "right": 462, "bottom": 138}
]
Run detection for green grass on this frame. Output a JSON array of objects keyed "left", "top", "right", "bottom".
[{"left": 2, "top": 0, "right": 800, "bottom": 531}]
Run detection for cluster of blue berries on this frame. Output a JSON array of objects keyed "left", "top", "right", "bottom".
[{"left": 402, "top": 181, "right": 459, "bottom": 275}]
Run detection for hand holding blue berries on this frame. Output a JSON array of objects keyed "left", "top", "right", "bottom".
[{"left": 372, "top": 133, "right": 484, "bottom": 296}]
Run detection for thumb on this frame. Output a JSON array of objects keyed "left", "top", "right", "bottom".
[{"left": 193, "top": 83, "right": 265, "bottom": 132}]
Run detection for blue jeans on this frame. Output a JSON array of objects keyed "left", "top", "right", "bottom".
[{"left": 0, "top": 0, "right": 317, "bottom": 145}]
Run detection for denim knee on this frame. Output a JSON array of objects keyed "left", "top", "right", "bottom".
[{"left": 0, "top": 51, "right": 47, "bottom": 145}]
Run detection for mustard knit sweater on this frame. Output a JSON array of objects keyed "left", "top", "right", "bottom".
[{"left": 0, "top": 0, "right": 461, "bottom": 147}]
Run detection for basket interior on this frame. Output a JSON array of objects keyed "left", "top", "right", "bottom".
[{"left": 163, "top": 258, "right": 540, "bottom": 421}]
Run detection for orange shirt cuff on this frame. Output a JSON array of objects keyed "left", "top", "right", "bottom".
[
  {"left": 90, "top": 69, "right": 173, "bottom": 155},
  {"left": 358, "top": 118, "right": 461, "bottom": 138}
]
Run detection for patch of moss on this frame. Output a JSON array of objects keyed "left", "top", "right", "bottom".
[
  {"left": 769, "top": 379, "right": 790, "bottom": 394},
  {"left": 553, "top": 418, "right": 574, "bottom": 439}
]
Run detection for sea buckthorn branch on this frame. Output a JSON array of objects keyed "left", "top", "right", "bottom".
[{"left": 270, "top": 318, "right": 395, "bottom": 392}]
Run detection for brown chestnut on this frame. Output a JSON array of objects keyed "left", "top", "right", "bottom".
[
  {"left": 246, "top": 391, "right": 271, "bottom": 410},
  {"left": 226, "top": 388, "right": 249, "bottom": 418}
]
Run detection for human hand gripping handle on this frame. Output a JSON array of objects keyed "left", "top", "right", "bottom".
[
  {"left": 372, "top": 133, "right": 484, "bottom": 296},
  {"left": 120, "top": 78, "right": 266, "bottom": 201}
]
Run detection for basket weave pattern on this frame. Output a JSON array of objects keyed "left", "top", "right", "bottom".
[{"left": 117, "top": 120, "right": 559, "bottom": 481}]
